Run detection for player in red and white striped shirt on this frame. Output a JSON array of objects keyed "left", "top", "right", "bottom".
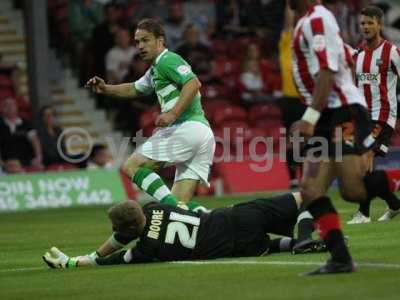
[
  {"left": 348, "top": 6, "right": 400, "bottom": 224},
  {"left": 290, "top": 0, "right": 374, "bottom": 275}
]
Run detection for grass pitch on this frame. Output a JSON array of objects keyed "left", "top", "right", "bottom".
[{"left": 1, "top": 190, "right": 399, "bottom": 300}]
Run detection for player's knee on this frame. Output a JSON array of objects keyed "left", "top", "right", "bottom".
[
  {"left": 340, "top": 187, "right": 366, "bottom": 203},
  {"left": 299, "top": 180, "right": 324, "bottom": 202},
  {"left": 122, "top": 158, "right": 141, "bottom": 178}
]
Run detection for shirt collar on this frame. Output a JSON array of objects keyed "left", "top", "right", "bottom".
[
  {"left": 306, "top": 3, "right": 319, "bottom": 16},
  {"left": 4, "top": 117, "right": 22, "bottom": 127},
  {"left": 4, "top": 117, "right": 22, "bottom": 133},
  {"left": 154, "top": 49, "right": 168, "bottom": 65}
]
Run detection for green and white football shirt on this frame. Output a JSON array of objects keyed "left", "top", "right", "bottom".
[{"left": 134, "top": 49, "right": 209, "bottom": 126}]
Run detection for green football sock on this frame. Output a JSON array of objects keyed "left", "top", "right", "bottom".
[
  {"left": 187, "top": 200, "right": 210, "bottom": 213},
  {"left": 133, "top": 167, "right": 177, "bottom": 206}
]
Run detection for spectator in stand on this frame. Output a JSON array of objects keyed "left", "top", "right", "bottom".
[
  {"left": 176, "top": 24, "right": 214, "bottom": 83},
  {"left": 10, "top": 67, "right": 32, "bottom": 120},
  {"left": 2, "top": 158, "right": 25, "bottom": 174},
  {"left": 86, "top": 144, "right": 113, "bottom": 170},
  {"left": 0, "top": 54, "right": 18, "bottom": 76},
  {"left": 239, "top": 58, "right": 270, "bottom": 105},
  {"left": 92, "top": 2, "right": 124, "bottom": 79},
  {"left": 245, "top": 43, "right": 273, "bottom": 85},
  {"left": 69, "top": 0, "right": 103, "bottom": 85},
  {"left": 238, "top": 0, "right": 264, "bottom": 29},
  {"left": 0, "top": 98, "right": 43, "bottom": 169},
  {"left": 69, "top": 0, "right": 103, "bottom": 48},
  {"left": 215, "top": 0, "right": 241, "bottom": 37},
  {"left": 116, "top": 54, "right": 154, "bottom": 134},
  {"left": 105, "top": 27, "right": 138, "bottom": 84},
  {"left": 183, "top": 0, "right": 216, "bottom": 43},
  {"left": 36, "top": 105, "right": 66, "bottom": 167},
  {"left": 277, "top": 2, "right": 306, "bottom": 189},
  {"left": 164, "top": 2, "right": 189, "bottom": 50},
  {"left": 124, "top": 54, "right": 149, "bottom": 83},
  {"left": 127, "top": 1, "right": 169, "bottom": 24}
]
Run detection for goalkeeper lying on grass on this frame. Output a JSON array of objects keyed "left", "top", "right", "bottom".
[{"left": 43, "top": 192, "right": 326, "bottom": 269}]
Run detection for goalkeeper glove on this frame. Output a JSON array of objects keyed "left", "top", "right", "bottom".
[{"left": 42, "top": 247, "right": 79, "bottom": 269}]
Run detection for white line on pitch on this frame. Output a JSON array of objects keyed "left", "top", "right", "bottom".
[
  {"left": 1, "top": 260, "right": 400, "bottom": 273},
  {"left": 0, "top": 266, "right": 43, "bottom": 273},
  {"left": 171, "top": 260, "right": 400, "bottom": 269}
]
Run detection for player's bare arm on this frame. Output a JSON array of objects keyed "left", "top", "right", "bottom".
[
  {"left": 311, "top": 69, "right": 335, "bottom": 112},
  {"left": 155, "top": 77, "right": 201, "bottom": 127},
  {"left": 291, "top": 69, "right": 334, "bottom": 138},
  {"left": 85, "top": 76, "right": 139, "bottom": 98}
]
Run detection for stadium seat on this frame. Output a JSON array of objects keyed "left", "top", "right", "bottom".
[
  {"left": 252, "top": 119, "right": 284, "bottom": 131},
  {"left": 25, "top": 165, "right": 44, "bottom": 173},
  {"left": 213, "top": 127, "right": 234, "bottom": 158},
  {"left": 201, "top": 83, "right": 231, "bottom": 100},
  {"left": 212, "top": 57, "right": 240, "bottom": 77},
  {"left": 213, "top": 105, "right": 248, "bottom": 127},
  {"left": 215, "top": 157, "right": 290, "bottom": 193},
  {"left": 203, "top": 99, "right": 231, "bottom": 121},
  {"left": 0, "top": 89, "right": 15, "bottom": 101},
  {"left": 391, "top": 133, "right": 400, "bottom": 147},
  {"left": 46, "top": 163, "right": 77, "bottom": 171},
  {"left": 139, "top": 110, "right": 158, "bottom": 129},
  {"left": 230, "top": 127, "right": 271, "bottom": 156},
  {"left": 211, "top": 39, "right": 227, "bottom": 56},
  {"left": 119, "top": 169, "right": 137, "bottom": 200},
  {"left": 226, "top": 37, "right": 252, "bottom": 59},
  {"left": 160, "top": 166, "right": 175, "bottom": 181},
  {"left": 248, "top": 103, "right": 282, "bottom": 125},
  {"left": 139, "top": 106, "right": 159, "bottom": 137},
  {"left": 0, "top": 75, "right": 14, "bottom": 88}
]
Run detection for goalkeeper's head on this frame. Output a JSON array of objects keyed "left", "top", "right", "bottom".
[{"left": 108, "top": 201, "right": 146, "bottom": 239}]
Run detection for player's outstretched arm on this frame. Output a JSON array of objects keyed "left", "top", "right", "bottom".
[
  {"left": 85, "top": 76, "right": 139, "bottom": 98},
  {"left": 42, "top": 234, "right": 128, "bottom": 269},
  {"left": 42, "top": 247, "right": 97, "bottom": 268}
]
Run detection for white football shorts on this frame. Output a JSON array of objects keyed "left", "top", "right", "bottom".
[{"left": 135, "top": 121, "right": 215, "bottom": 186}]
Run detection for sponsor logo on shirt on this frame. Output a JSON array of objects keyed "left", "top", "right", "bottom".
[
  {"left": 177, "top": 65, "right": 191, "bottom": 75},
  {"left": 356, "top": 73, "right": 381, "bottom": 85},
  {"left": 312, "top": 35, "right": 326, "bottom": 52}
]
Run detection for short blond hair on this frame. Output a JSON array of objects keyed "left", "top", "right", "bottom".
[{"left": 108, "top": 201, "right": 145, "bottom": 236}]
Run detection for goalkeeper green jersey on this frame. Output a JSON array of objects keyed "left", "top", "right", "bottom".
[{"left": 134, "top": 49, "right": 209, "bottom": 126}]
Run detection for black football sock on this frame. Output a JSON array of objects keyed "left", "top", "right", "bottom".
[
  {"left": 364, "top": 170, "right": 400, "bottom": 211},
  {"left": 307, "top": 197, "right": 352, "bottom": 264},
  {"left": 296, "top": 208, "right": 314, "bottom": 242},
  {"left": 358, "top": 200, "right": 371, "bottom": 217}
]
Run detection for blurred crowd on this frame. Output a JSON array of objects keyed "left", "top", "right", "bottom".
[
  {"left": 2, "top": 0, "right": 400, "bottom": 177},
  {"left": 45, "top": 0, "right": 400, "bottom": 133},
  {"left": 0, "top": 95, "right": 114, "bottom": 175},
  {"left": 1, "top": 38, "right": 116, "bottom": 175}
]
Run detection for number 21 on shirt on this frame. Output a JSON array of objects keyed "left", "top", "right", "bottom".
[{"left": 165, "top": 212, "right": 200, "bottom": 249}]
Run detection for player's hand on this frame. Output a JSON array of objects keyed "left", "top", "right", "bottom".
[
  {"left": 290, "top": 120, "right": 315, "bottom": 140},
  {"left": 42, "top": 247, "right": 71, "bottom": 269},
  {"left": 155, "top": 111, "right": 178, "bottom": 127},
  {"left": 85, "top": 76, "right": 106, "bottom": 94}
]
